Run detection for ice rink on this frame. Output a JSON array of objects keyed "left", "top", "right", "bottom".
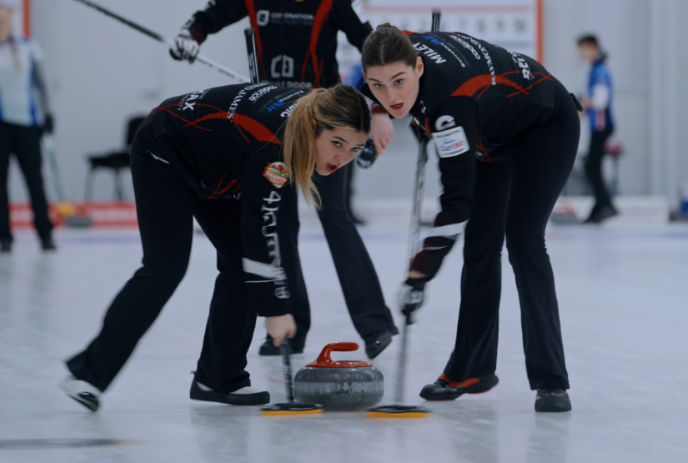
[{"left": 1, "top": 220, "right": 687, "bottom": 462}]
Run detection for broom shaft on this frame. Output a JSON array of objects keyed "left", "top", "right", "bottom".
[
  {"left": 282, "top": 338, "right": 295, "bottom": 403},
  {"left": 395, "top": 9, "right": 441, "bottom": 405},
  {"left": 73, "top": 0, "right": 249, "bottom": 82}
]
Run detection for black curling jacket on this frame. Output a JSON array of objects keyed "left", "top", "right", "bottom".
[
  {"left": 362, "top": 31, "right": 562, "bottom": 279},
  {"left": 185, "top": 0, "right": 372, "bottom": 88},
  {"left": 137, "top": 83, "right": 310, "bottom": 317}
]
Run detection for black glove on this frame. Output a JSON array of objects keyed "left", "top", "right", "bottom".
[
  {"left": 169, "top": 28, "right": 200, "bottom": 63},
  {"left": 398, "top": 277, "right": 428, "bottom": 325},
  {"left": 38, "top": 114, "right": 54, "bottom": 138},
  {"left": 356, "top": 138, "right": 378, "bottom": 169},
  {"left": 43, "top": 114, "right": 54, "bottom": 135}
]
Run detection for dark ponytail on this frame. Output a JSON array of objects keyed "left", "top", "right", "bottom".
[{"left": 361, "top": 23, "right": 418, "bottom": 70}]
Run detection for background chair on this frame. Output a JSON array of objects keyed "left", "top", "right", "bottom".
[
  {"left": 604, "top": 139, "right": 624, "bottom": 196},
  {"left": 84, "top": 116, "right": 145, "bottom": 201}
]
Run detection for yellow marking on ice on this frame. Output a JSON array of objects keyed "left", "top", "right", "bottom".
[{"left": 260, "top": 409, "right": 323, "bottom": 416}]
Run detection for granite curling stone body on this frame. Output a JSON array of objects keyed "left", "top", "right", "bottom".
[{"left": 293, "top": 342, "right": 384, "bottom": 411}]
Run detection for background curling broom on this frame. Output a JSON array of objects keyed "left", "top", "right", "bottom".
[
  {"left": 367, "top": 10, "right": 442, "bottom": 419},
  {"left": 69, "top": 0, "right": 250, "bottom": 226},
  {"left": 73, "top": 0, "right": 249, "bottom": 82},
  {"left": 43, "top": 134, "right": 93, "bottom": 228}
]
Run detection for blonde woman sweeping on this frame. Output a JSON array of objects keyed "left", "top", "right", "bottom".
[{"left": 61, "top": 83, "right": 370, "bottom": 412}]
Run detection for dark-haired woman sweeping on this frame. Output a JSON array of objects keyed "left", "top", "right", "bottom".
[
  {"left": 360, "top": 25, "right": 581, "bottom": 412},
  {"left": 60, "top": 83, "right": 370, "bottom": 412}
]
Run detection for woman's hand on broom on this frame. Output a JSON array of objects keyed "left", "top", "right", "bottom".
[{"left": 265, "top": 314, "right": 297, "bottom": 346}]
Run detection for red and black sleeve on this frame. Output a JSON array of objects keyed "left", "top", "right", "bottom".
[
  {"left": 411, "top": 98, "right": 478, "bottom": 279},
  {"left": 185, "top": 0, "right": 249, "bottom": 44}
]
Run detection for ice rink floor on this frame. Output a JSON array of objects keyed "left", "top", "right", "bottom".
[{"left": 1, "top": 220, "right": 688, "bottom": 462}]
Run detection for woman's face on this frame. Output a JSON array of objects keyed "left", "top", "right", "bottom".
[
  {"left": 314, "top": 127, "right": 367, "bottom": 176},
  {"left": 365, "top": 56, "right": 424, "bottom": 119},
  {"left": 578, "top": 44, "right": 598, "bottom": 63}
]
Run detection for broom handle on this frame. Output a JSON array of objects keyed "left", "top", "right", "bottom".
[
  {"left": 395, "top": 9, "right": 442, "bottom": 405},
  {"left": 282, "top": 338, "right": 295, "bottom": 403},
  {"left": 43, "top": 134, "right": 67, "bottom": 202},
  {"left": 73, "top": 0, "right": 249, "bottom": 82}
]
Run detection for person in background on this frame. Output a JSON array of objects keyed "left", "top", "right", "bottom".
[
  {"left": 170, "top": 0, "right": 398, "bottom": 359},
  {"left": 0, "top": 2, "right": 55, "bottom": 252},
  {"left": 578, "top": 34, "right": 617, "bottom": 224}
]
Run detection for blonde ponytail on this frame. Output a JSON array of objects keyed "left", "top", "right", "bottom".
[
  {"left": 283, "top": 89, "right": 326, "bottom": 206},
  {"left": 283, "top": 84, "right": 370, "bottom": 207}
]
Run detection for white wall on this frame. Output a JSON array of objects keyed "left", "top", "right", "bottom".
[
  {"left": 543, "top": 0, "right": 650, "bottom": 194},
  {"left": 542, "top": 0, "right": 688, "bottom": 206},
  {"left": 8, "top": 0, "right": 688, "bottom": 210}
]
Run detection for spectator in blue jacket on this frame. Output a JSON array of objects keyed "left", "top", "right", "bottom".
[
  {"left": 0, "top": 2, "right": 55, "bottom": 251},
  {"left": 578, "top": 34, "right": 617, "bottom": 223}
]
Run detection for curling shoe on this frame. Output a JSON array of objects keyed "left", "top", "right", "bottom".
[
  {"left": 364, "top": 331, "right": 394, "bottom": 359},
  {"left": 190, "top": 379, "right": 270, "bottom": 406},
  {"left": 258, "top": 336, "right": 304, "bottom": 356},
  {"left": 420, "top": 373, "right": 499, "bottom": 401},
  {"left": 535, "top": 389, "right": 572, "bottom": 412},
  {"left": 41, "top": 237, "right": 57, "bottom": 251},
  {"left": 0, "top": 238, "right": 11, "bottom": 253},
  {"left": 59, "top": 375, "right": 101, "bottom": 412},
  {"left": 584, "top": 205, "right": 618, "bottom": 224}
]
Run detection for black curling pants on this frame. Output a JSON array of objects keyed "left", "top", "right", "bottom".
[
  {"left": 0, "top": 122, "right": 53, "bottom": 241},
  {"left": 444, "top": 92, "right": 580, "bottom": 391},
  {"left": 584, "top": 127, "right": 614, "bottom": 213},
  {"left": 67, "top": 140, "right": 255, "bottom": 393},
  {"left": 275, "top": 162, "right": 398, "bottom": 348}
]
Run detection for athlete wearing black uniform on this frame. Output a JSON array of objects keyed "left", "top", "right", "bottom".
[
  {"left": 170, "top": 0, "right": 398, "bottom": 359},
  {"left": 176, "top": 0, "right": 371, "bottom": 89},
  {"left": 361, "top": 26, "right": 581, "bottom": 412},
  {"left": 59, "top": 83, "right": 371, "bottom": 412}
]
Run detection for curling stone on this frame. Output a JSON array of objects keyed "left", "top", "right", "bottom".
[{"left": 293, "top": 342, "right": 384, "bottom": 411}]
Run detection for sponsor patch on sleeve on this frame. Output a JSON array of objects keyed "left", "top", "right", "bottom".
[
  {"left": 263, "top": 162, "right": 289, "bottom": 188},
  {"left": 434, "top": 126, "right": 470, "bottom": 158}
]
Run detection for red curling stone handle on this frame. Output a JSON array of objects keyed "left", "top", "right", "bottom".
[{"left": 306, "top": 342, "right": 373, "bottom": 368}]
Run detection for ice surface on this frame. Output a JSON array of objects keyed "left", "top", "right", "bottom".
[{"left": 1, "top": 222, "right": 687, "bottom": 462}]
